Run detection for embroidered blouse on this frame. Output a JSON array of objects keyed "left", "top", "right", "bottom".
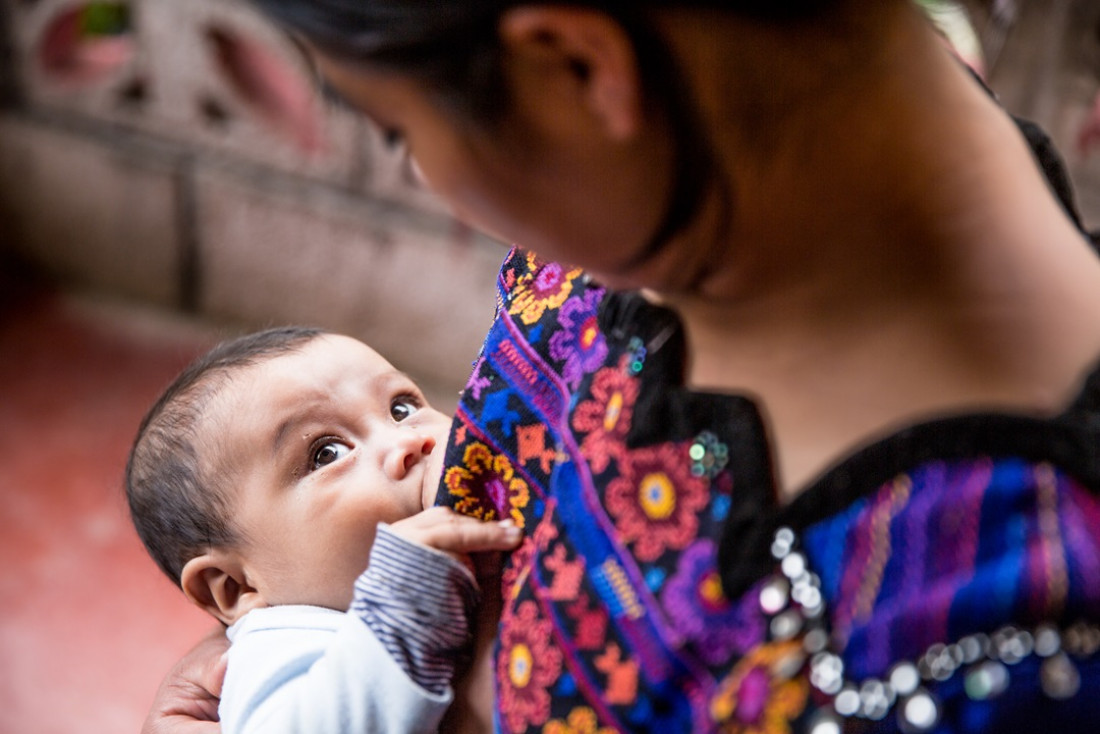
[{"left": 436, "top": 247, "right": 1100, "bottom": 734}]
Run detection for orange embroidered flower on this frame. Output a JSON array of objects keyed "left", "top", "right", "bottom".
[
  {"left": 508, "top": 257, "right": 583, "bottom": 325},
  {"left": 443, "top": 442, "right": 530, "bottom": 527},
  {"left": 709, "top": 641, "right": 810, "bottom": 734},
  {"left": 544, "top": 706, "right": 617, "bottom": 734}
]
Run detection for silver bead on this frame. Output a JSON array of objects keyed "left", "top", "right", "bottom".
[
  {"left": 811, "top": 652, "right": 846, "bottom": 696},
  {"left": 1034, "top": 624, "right": 1061, "bottom": 658},
  {"left": 770, "top": 609, "right": 804, "bottom": 641},
  {"left": 1040, "top": 652, "right": 1081, "bottom": 700},
  {"left": 758, "top": 576, "right": 790, "bottom": 615},
  {"left": 771, "top": 527, "right": 796, "bottom": 560},
  {"left": 1074, "top": 624, "right": 1100, "bottom": 656},
  {"left": 806, "top": 710, "right": 842, "bottom": 734},
  {"left": 888, "top": 661, "right": 921, "bottom": 697},
  {"left": 991, "top": 626, "right": 1032, "bottom": 665},
  {"left": 963, "top": 660, "right": 1010, "bottom": 700},
  {"left": 834, "top": 685, "right": 861, "bottom": 717},
  {"left": 859, "top": 679, "right": 895, "bottom": 720},
  {"left": 920, "top": 643, "right": 958, "bottom": 682},
  {"left": 792, "top": 582, "right": 823, "bottom": 612},
  {"left": 898, "top": 689, "right": 940, "bottom": 733},
  {"left": 781, "top": 551, "right": 807, "bottom": 580},
  {"left": 957, "top": 634, "right": 989, "bottom": 664},
  {"left": 1063, "top": 623, "right": 1086, "bottom": 656},
  {"left": 803, "top": 627, "right": 830, "bottom": 655}
]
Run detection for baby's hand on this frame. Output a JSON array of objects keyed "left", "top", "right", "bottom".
[{"left": 388, "top": 506, "right": 522, "bottom": 560}]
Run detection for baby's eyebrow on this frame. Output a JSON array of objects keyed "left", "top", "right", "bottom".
[
  {"left": 270, "top": 413, "right": 309, "bottom": 460},
  {"left": 374, "top": 370, "right": 418, "bottom": 392}
]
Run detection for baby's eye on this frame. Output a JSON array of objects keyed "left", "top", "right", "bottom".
[
  {"left": 390, "top": 396, "right": 421, "bottom": 422},
  {"left": 311, "top": 440, "right": 350, "bottom": 470}
]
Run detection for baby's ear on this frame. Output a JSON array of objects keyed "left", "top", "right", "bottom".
[{"left": 181, "top": 552, "right": 265, "bottom": 626}]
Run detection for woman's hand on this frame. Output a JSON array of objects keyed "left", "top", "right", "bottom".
[{"left": 141, "top": 625, "right": 229, "bottom": 734}]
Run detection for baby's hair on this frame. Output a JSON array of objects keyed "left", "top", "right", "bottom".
[{"left": 125, "top": 326, "right": 326, "bottom": 587}]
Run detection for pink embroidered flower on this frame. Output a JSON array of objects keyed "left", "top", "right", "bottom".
[
  {"left": 508, "top": 257, "right": 583, "bottom": 325},
  {"left": 571, "top": 358, "right": 640, "bottom": 474},
  {"left": 709, "top": 641, "right": 809, "bottom": 734},
  {"left": 548, "top": 289, "right": 608, "bottom": 388},
  {"left": 605, "top": 443, "right": 709, "bottom": 562},
  {"left": 497, "top": 600, "right": 563, "bottom": 732},
  {"left": 443, "top": 443, "right": 530, "bottom": 527}
]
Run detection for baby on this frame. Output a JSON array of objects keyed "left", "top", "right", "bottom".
[{"left": 125, "top": 326, "right": 520, "bottom": 733}]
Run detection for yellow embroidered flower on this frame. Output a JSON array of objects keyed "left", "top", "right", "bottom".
[
  {"left": 544, "top": 706, "right": 617, "bottom": 734},
  {"left": 444, "top": 442, "right": 530, "bottom": 527},
  {"left": 508, "top": 258, "right": 583, "bottom": 325},
  {"left": 710, "top": 640, "right": 809, "bottom": 734}
]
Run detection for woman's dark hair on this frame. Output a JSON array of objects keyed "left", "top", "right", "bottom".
[
  {"left": 250, "top": 0, "right": 838, "bottom": 274},
  {"left": 125, "top": 326, "right": 325, "bottom": 587}
]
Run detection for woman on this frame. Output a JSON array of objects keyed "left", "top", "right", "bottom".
[{"left": 146, "top": 1, "right": 1100, "bottom": 731}]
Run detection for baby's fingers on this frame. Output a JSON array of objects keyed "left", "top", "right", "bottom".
[{"left": 394, "top": 507, "right": 523, "bottom": 553}]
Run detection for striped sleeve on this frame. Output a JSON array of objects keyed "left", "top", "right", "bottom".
[{"left": 348, "top": 524, "right": 480, "bottom": 696}]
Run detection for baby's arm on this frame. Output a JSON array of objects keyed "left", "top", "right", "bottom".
[
  {"left": 354, "top": 508, "right": 521, "bottom": 696},
  {"left": 221, "top": 509, "right": 520, "bottom": 734}
]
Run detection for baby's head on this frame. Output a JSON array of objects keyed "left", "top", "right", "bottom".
[{"left": 126, "top": 326, "right": 452, "bottom": 624}]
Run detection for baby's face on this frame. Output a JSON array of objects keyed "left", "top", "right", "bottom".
[{"left": 208, "top": 334, "right": 452, "bottom": 611}]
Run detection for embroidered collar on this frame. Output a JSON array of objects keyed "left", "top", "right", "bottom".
[{"left": 598, "top": 289, "right": 1100, "bottom": 596}]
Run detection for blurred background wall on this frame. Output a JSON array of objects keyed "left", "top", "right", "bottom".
[
  {"left": 0, "top": 1, "right": 1099, "bottom": 733},
  {"left": 1, "top": 0, "right": 1099, "bottom": 391},
  {"left": 0, "top": 0, "right": 509, "bottom": 408}
]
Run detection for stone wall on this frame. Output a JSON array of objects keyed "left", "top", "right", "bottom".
[
  {"left": 0, "top": 0, "right": 506, "bottom": 408},
  {"left": 1, "top": 0, "right": 1099, "bottom": 405}
]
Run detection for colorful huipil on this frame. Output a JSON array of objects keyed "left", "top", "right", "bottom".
[{"left": 436, "top": 247, "right": 1100, "bottom": 733}]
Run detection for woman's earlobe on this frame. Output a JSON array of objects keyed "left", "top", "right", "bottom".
[
  {"left": 498, "top": 6, "right": 642, "bottom": 141},
  {"left": 181, "top": 553, "right": 264, "bottom": 626}
]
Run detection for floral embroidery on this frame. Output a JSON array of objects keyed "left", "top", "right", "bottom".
[
  {"left": 509, "top": 258, "right": 584, "bottom": 326},
  {"left": 709, "top": 640, "right": 810, "bottom": 734},
  {"left": 548, "top": 289, "right": 608, "bottom": 388},
  {"left": 605, "top": 443, "right": 709, "bottom": 562},
  {"left": 443, "top": 442, "right": 530, "bottom": 527},
  {"left": 571, "top": 358, "right": 640, "bottom": 474},
  {"left": 543, "top": 707, "right": 616, "bottom": 734},
  {"left": 498, "top": 600, "right": 564, "bottom": 733},
  {"left": 661, "top": 540, "right": 766, "bottom": 664}
]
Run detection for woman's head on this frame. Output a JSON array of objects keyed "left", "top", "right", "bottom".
[
  {"left": 253, "top": 1, "right": 839, "bottom": 122},
  {"left": 252, "top": 1, "right": 894, "bottom": 291}
]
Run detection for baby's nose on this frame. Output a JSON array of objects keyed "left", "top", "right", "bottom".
[{"left": 388, "top": 432, "right": 436, "bottom": 479}]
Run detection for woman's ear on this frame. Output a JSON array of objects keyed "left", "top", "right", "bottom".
[
  {"left": 181, "top": 552, "right": 265, "bottom": 627},
  {"left": 498, "top": 6, "right": 642, "bottom": 140}
]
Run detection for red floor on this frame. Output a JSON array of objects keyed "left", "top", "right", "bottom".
[{"left": 0, "top": 276, "right": 224, "bottom": 733}]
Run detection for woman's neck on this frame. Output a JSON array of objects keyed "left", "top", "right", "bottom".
[{"left": 652, "top": 4, "right": 1100, "bottom": 498}]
